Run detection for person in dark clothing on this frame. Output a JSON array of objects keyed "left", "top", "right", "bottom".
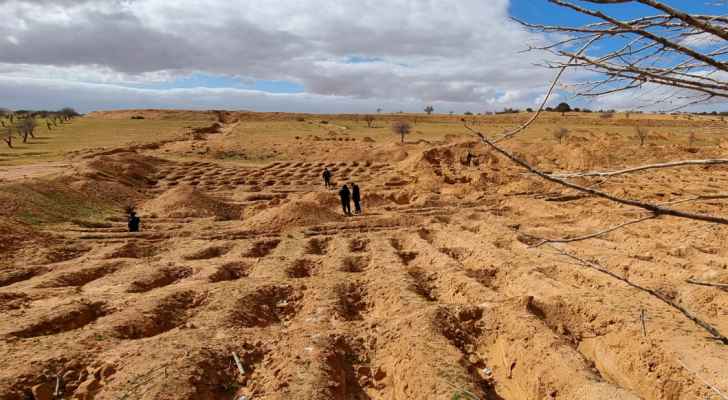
[
  {"left": 128, "top": 211, "right": 141, "bottom": 232},
  {"left": 339, "top": 184, "right": 351, "bottom": 215},
  {"left": 322, "top": 168, "right": 332, "bottom": 189},
  {"left": 351, "top": 183, "right": 361, "bottom": 215}
]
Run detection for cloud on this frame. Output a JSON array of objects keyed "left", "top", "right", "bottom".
[{"left": 0, "top": 0, "right": 565, "bottom": 111}]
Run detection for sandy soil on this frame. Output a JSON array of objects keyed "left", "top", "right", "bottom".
[
  {"left": 0, "top": 162, "right": 70, "bottom": 182},
  {"left": 0, "top": 111, "right": 727, "bottom": 400}
]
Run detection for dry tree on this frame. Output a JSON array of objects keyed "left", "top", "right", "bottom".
[
  {"left": 392, "top": 120, "right": 411, "bottom": 144},
  {"left": 460, "top": 0, "right": 728, "bottom": 345},
  {"left": 2, "top": 125, "right": 13, "bottom": 148},
  {"left": 514, "top": 0, "right": 728, "bottom": 110},
  {"left": 364, "top": 115, "right": 376, "bottom": 128},
  {"left": 18, "top": 117, "right": 37, "bottom": 143},
  {"left": 554, "top": 127, "right": 570, "bottom": 144},
  {"left": 635, "top": 126, "right": 649, "bottom": 146}
]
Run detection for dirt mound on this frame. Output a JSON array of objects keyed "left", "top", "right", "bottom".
[
  {"left": 242, "top": 198, "right": 344, "bottom": 231},
  {"left": 86, "top": 109, "right": 217, "bottom": 121},
  {"left": 0, "top": 219, "right": 44, "bottom": 256},
  {"left": 192, "top": 122, "right": 223, "bottom": 135},
  {"left": 142, "top": 185, "right": 243, "bottom": 220}
]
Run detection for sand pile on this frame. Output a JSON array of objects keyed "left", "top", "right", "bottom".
[
  {"left": 192, "top": 123, "right": 223, "bottom": 135},
  {"left": 77, "top": 151, "right": 160, "bottom": 187},
  {"left": 142, "top": 185, "right": 243, "bottom": 220},
  {"left": 242, "top": 198, "right": 344, "bottom": 231},
  {"left": 0, "top": 219, "right": 40, "bottom": 256}
]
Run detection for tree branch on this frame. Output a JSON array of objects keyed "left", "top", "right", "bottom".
[
  {"left": 546, "top": 244, "right": 728, "bottom": 345},
  {"left": 551, "top": 159, "right": 728, "bottom": 178}
]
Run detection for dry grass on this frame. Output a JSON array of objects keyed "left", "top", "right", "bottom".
[{"left": 0, "top": 116, "right": 211, "bottom": 166}]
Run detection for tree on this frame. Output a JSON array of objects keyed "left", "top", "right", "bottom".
[
  {"left": 18, "top": 117, "right": 37, "bottom": 143},
  {"left": 364, "top": 115, "right": 375, "bottom": 128},
  {"left": 554, "top": 127, "right": 569, "bottom": 144},
  {"left": 391, "top": 120, "right": 411, "bottom": 144},
  {"left": 635, "top": 127, "right": 648, "bottom": 146},
  {"left": 376, "top": 108, "right": 382, "bottom": 114},
  {"left": 526, "top": 108, "right": 534, "bottom": 112},
  {"left": 59, "top": 107, "right": 79, "bottom": 121},
  {"left": 424, "top": 105, "right": 434, "bottom": 115},
  {"left": 516, "top": 1, "right": 728, "bottom": 109},
  {"left": 449, "top": 111, "right": 454, "bottom": 116},
  {"left": 2, "top": 125, "right": 12, "bottom": 148},
  {"left": 464, "top": 111, "right": 473, "bottom": 116},
  {"left": 555, "top": 102, "right": 571, "bottom": 115}
]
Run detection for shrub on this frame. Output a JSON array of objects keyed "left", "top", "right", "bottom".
[
  {"left": 391, "top": 120, "right": 411, "bottom": 144},
  {"left": 553, "top": 127, "right": 569, "bottom": 144}
]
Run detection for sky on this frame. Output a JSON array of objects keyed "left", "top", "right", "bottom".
[{"left": 0, "top": 0, "right": 724, "bottom": 113}]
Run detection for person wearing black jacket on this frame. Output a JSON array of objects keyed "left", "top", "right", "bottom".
[
  {"left": 339, "top": 184, "right": 351, "bottom": 215},
  {"left": 351, "top": 183, "right": 361, "bottom": 214},
  {"left": 322, "top": 168, "right": 332, "bottom": 189}
]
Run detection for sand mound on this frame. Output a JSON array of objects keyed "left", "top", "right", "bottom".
[
  {"left": 0, "top": 219, "right": 41, "bottom": 255},
  {"left": 242, "top": 199, "right": 344, "bottom": 231},
  {"left": 142, "top": 185, "right": 243, "bottom": 220},
  {"left": 77, "top": 151, "right": 160, "bottom": 187}
]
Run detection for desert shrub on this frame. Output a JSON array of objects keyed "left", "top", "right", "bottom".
[
  {"left": 391, "top": 120, "right": 411, "bottom": 144},
  {"left": 553, "top": 127, "right": 569, "bottom": 144},
  {"left": 635, "top": 127, "right": 649, "bottom": 146},
  {"left": 131, "top": 115, "right": 145, "bottom": 120},
  {"left": 364, "top": 115, "right": 375, "bottom": 128}
]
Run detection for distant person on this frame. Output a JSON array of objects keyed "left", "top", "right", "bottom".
[
  {"left": 339, "top": 184, "right": 351, "bottom": 216},
  {"left": 128, "top": 211, "right": 141, "bottom": 232},
  {"left": 322, "top": 168, "right": 332, "bottom": 189},
  {"left": 351, "top": 183, "right": 361, "bottom": 215},
  {"left": 466, "top": 150, "right": 475, "bottom": 167}
]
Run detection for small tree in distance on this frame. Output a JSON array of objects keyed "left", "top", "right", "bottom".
[
  {"left": 19, "top": 117, "right": 37, "bottom": 143},
  {"left": 635, "top": 127, "right": 648, "bottom": 147},
  {"left": 2, "top": 125, "right": 12, "bottom": 148},
  {"left": 554, "top": 127, "right": 569, "bottom": 144},
  {"left": 391, "top": 120, "right": 411, "bottom": 144},
  {"left": 424, "top": 105, "right": 434, "bottom": 115},
  {"left": 364, "top": 115, "right": 375, "bottom": 128},
  {"left": 555, "top": 102, "right": 571, "bottom": 116}
]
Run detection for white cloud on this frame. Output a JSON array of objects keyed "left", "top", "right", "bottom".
[{"left": 0, "top": 0, "right": 583, "bottom": 112}]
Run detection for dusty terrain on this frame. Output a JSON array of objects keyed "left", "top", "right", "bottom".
[{"left": 1, "top": 110, "right": 727, "bottom": 399}]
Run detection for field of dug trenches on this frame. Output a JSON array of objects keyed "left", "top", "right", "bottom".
[{"left": 0, "top": 110, "right": 727, "bottom": 399}]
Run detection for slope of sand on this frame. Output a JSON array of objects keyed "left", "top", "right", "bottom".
[{"left": 0, "top": 111, "right": 727, "bottom": 400}]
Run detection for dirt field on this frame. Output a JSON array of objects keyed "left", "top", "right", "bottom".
[{"left": 1, "top": 109, "right": 727, "bottom": 399}]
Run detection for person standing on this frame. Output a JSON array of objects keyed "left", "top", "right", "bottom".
[
  {"left": 339, "top": 184, "right": 351, "bottom": 215},
  {"left": 322, "top": 168, "right": 332, "bottom": 189},
  {"left": 128, "top": 211, "right": 141, "bottom": 232},
  {"left": 351, "top": 183, "right": 361, "bottom": 215}
]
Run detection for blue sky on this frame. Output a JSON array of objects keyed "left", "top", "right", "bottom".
[{"left": 0, "top": 0, "right": 725, "bottom": 113}]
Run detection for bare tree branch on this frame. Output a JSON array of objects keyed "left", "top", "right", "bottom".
[
  {"left": 551, "top": 159, "right": 728, "bottom": 178},
  {"left": 466, "top": 123, "right": 728, "bottom": 225},
  {"left": 546, "top": 244, "right": 728, "bottom": 345},
  {"left": 686, "top": 278, "right": 728, "bottom": 290},
  {"left": 527, "top": 214, "right": 657, "bottom": 247},
  {"left": 518, "top": 0, "right": 728, "bottom": 104}
]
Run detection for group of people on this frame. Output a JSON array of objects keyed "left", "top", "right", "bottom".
[{"left": 323, "top": 167, "right": 362, "bottom": 216}]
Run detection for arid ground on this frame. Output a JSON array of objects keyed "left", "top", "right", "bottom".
[{"left": 1, "top": 110, "right": 727, "bottom": 399}]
